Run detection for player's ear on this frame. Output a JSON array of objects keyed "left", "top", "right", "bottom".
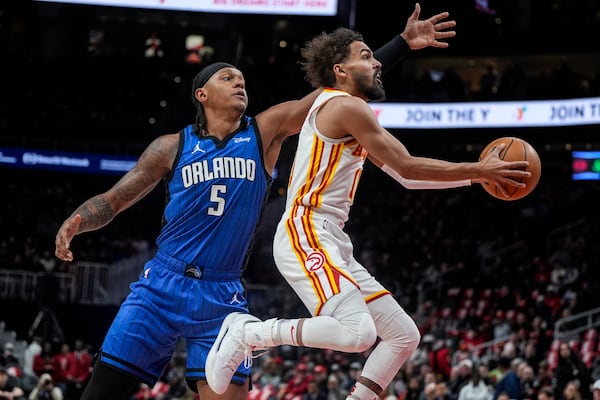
[
  {"left": 334, "top": 64, "right": 346, "bottom": 75},
  {"left": 194, "top": 88, "right": 208, "bottom": 102}
]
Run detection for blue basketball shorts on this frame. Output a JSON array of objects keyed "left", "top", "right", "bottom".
[{"left": 98, "top": 251, "right": 250, "bottom": 386}]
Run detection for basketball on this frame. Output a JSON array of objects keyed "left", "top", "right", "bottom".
[{"left": 478, "top": 137, "right": 541, "bottom": 201}]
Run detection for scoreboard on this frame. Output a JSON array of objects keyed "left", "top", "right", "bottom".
[{"left": 572, "top": 151, "right": 600, "bottom": 180}]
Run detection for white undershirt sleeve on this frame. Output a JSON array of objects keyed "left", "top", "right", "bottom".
[{"left": 381, "top": 164, "right": 472, "bottom": 190}]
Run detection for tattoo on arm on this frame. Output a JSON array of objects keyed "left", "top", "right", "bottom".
[
  {"left": 70, "top": 134, "right": 174, "bottom": 234},
  {"left": 114, "top": 139, "right": 169, "bottom": 203},
  {"left": 74, "top": 195, "right": 116, "bottom": 233}
]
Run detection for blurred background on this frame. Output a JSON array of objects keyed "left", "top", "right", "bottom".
[{"left": 1, "top": 0, "right": 600, "bottom": 399}]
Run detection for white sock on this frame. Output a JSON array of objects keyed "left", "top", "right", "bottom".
[
  {"left": 274, "top": 319, "right": 303, "bottom": 346},
  {"left": 244, "top": 318, "right": 302, "bottom": 348}
]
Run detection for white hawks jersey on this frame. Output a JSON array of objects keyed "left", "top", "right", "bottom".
[{"left": 283, "top": 88, "right": 368, "bottom": 224}]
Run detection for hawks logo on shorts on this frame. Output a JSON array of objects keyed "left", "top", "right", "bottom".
[{"left": 305, "top": 251, "right": 325, "bottom": 272}]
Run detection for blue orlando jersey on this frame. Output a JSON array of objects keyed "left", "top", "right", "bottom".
[{"left": 155, "top": 117, "right": 271, "bottom": 274}]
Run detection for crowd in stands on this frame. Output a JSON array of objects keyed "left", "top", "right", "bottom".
[
  {"left": 0, "top": 334, "right": 92, "bottom": 400},
  {"left": 2, "top": 322, "right": 600, "bottom": 400}
]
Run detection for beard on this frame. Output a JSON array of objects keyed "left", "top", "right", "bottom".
[{"left": 353, "top": 70, "right": 386, "bottom": 102}]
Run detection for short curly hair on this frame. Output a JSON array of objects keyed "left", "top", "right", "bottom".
[{"left": 300, "top": 27, "right": 364, "bottom": 89}]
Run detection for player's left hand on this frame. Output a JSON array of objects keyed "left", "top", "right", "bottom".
[{"left": 400, "top": 3, "right": 457, "bottom": 50}]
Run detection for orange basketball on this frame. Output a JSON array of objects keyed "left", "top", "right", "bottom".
[{"left": 478, "top": 137, "right": 541, "bottom": 201}]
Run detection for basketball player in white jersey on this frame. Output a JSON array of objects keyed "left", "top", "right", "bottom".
[{"left": 207, "top": 25, "right": 531, "bottom": 400}]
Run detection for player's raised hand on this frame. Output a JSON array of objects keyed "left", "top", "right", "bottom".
[
  {"left": 55, "top": 214, "right": 82, "bottom": 261},
  {"left": 400, "top": 3, "right": 457, "bottom": 50}
]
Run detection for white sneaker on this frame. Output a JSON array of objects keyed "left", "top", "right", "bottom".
[{"left": 206, "top": 312, "right": 261, "bottom": 394}]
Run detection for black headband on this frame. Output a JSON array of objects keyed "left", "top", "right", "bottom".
[{"left": 193, "top": 62, "right": 235, "bottom": 89}]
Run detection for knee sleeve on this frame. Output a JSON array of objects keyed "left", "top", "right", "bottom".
[
  {"left": 377, "top": 305, "right": 421, "bottom": 354},
  {"left": 342, "top": 311, "right": 378, "bottom": 352},
  {"left": 301, "top": 311, "right": 377, "bottom": 353},
  {"left": 302, "top": 289, "right": 377, "bottom": 353},
  {"left": 360, "top": 295, "right": 421, "bottom": 389}
]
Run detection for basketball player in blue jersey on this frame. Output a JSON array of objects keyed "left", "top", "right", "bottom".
[
  {"left": 54, "top": 4, "right": 458, "bottom": 399},
  {"left": 206, "top": 28, "right": 534, "bottom": 400}
]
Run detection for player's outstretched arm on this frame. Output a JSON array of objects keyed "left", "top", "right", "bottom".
[
  {"left": 331, "top": 97, "right": 530, "bottom": 194},
  {"left": 54, "top": 134, "right": 177, "bottom": 261}
]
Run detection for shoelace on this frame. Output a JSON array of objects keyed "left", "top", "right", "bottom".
[
  {"left": 223, "top": 335, "right": 254, "bottom": 370},
  {"left": 242, "top": 347, "right": 252, "bottom": 369},
  {"left": 220, "top": 317, "right": 269, "bottom": 371},
  {"left": 243, "top": 349, "right": 270, "bottom": 368},
  {"left": 252, "top": 349, "right": 269, "bottom": 360}
]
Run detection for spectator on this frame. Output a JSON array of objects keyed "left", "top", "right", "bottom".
[
  {"left": 493, "top": 358, "right": 523, "bottom": 400},
  {"left": 523, "top": 339, "right": 543, "bottom": 376},
  {"left": 450, "top": 358, "right": 474, "bottom": 396},
  {"left": 592, "top": 380, "right": 600, "bottom": 400},
  {"left": 477, "top": 363, "right": 492, "bottom": 387},
  {"left": 328, "top": 364, "right": 351, "bottom": 395},
  {"left": 413, "top": 335, "right": 435, "bottom": 368},
  {"left": 28, "top": 373, "right": 63, "bottom": 400},
  {"left": 32, "top": 342, "right": 57, "bottom": 381},
  {"left": 519, "top": 363, "right": 537, "bottom": 400},
  {"left": 312, "top": 365, "right": 328, "bottom": 397},
  {"left": 325, "top": 374, "right": 348, "bottom": 400},
  {"left": 534, "top": 361, "right": 554, "bottom": 394},
  {"left": 488, "top": 357, "right": 507, "bottom": 385},
  {"left": 348, "top": 362, "right": 363, "bottom": 390},
  {"left": 282, "top": 363, "right": 313, "bottom": 400},
  {"left": 458, "top": 369, "right": 493, "bottom": 400},
  {"left": 562, "top": 381, "right": 581, "bottom": 400},
  {"left": 538, "top": 387, "right": 554, "bottom": 400},
  {"left": 253, "top": 357, "right": 283, "bottom": 390},
  {"left": 23, "top": 336, "right": 43, "bottom": 378},
  {"left": 0, "top": 367, "right": 25, "bottom": 400},
  {"left": 52, "top": 343, "right": 70, "bottom": 394},
  {"left": 303, "top": 379, "right": 327, "bottom": 400},
  {"left": 63, "top": 340, "right": 91, "bottom": 400},
  {"left": 421, "top": 382, "right": 437, "bottom": 400},
  {"left": 406, "top": 376, "right": 424, "bottom": 400},
  {"left": 555, "top": 343, "right": 590, "bottom": 400},
  {"left": 434, "top": 381, "right": 452, "bottom": 400},
  {"left": 429, "top": 341, "right": 452, "bottom": 381},
  {"left": 1, "top": 343, "right": 18, "bottom": 368}
]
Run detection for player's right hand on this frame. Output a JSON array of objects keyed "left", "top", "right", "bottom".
[
  {"left": 479, "top": 143, "right": 530, "bottom": 191},
  {"left": 55, "top": 214, "right": 82, "bottom": 261}
]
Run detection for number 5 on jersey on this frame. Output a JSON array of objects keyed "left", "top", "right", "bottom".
[{"left": 208, "top": 184, "right": 226, "bottom": 216}]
